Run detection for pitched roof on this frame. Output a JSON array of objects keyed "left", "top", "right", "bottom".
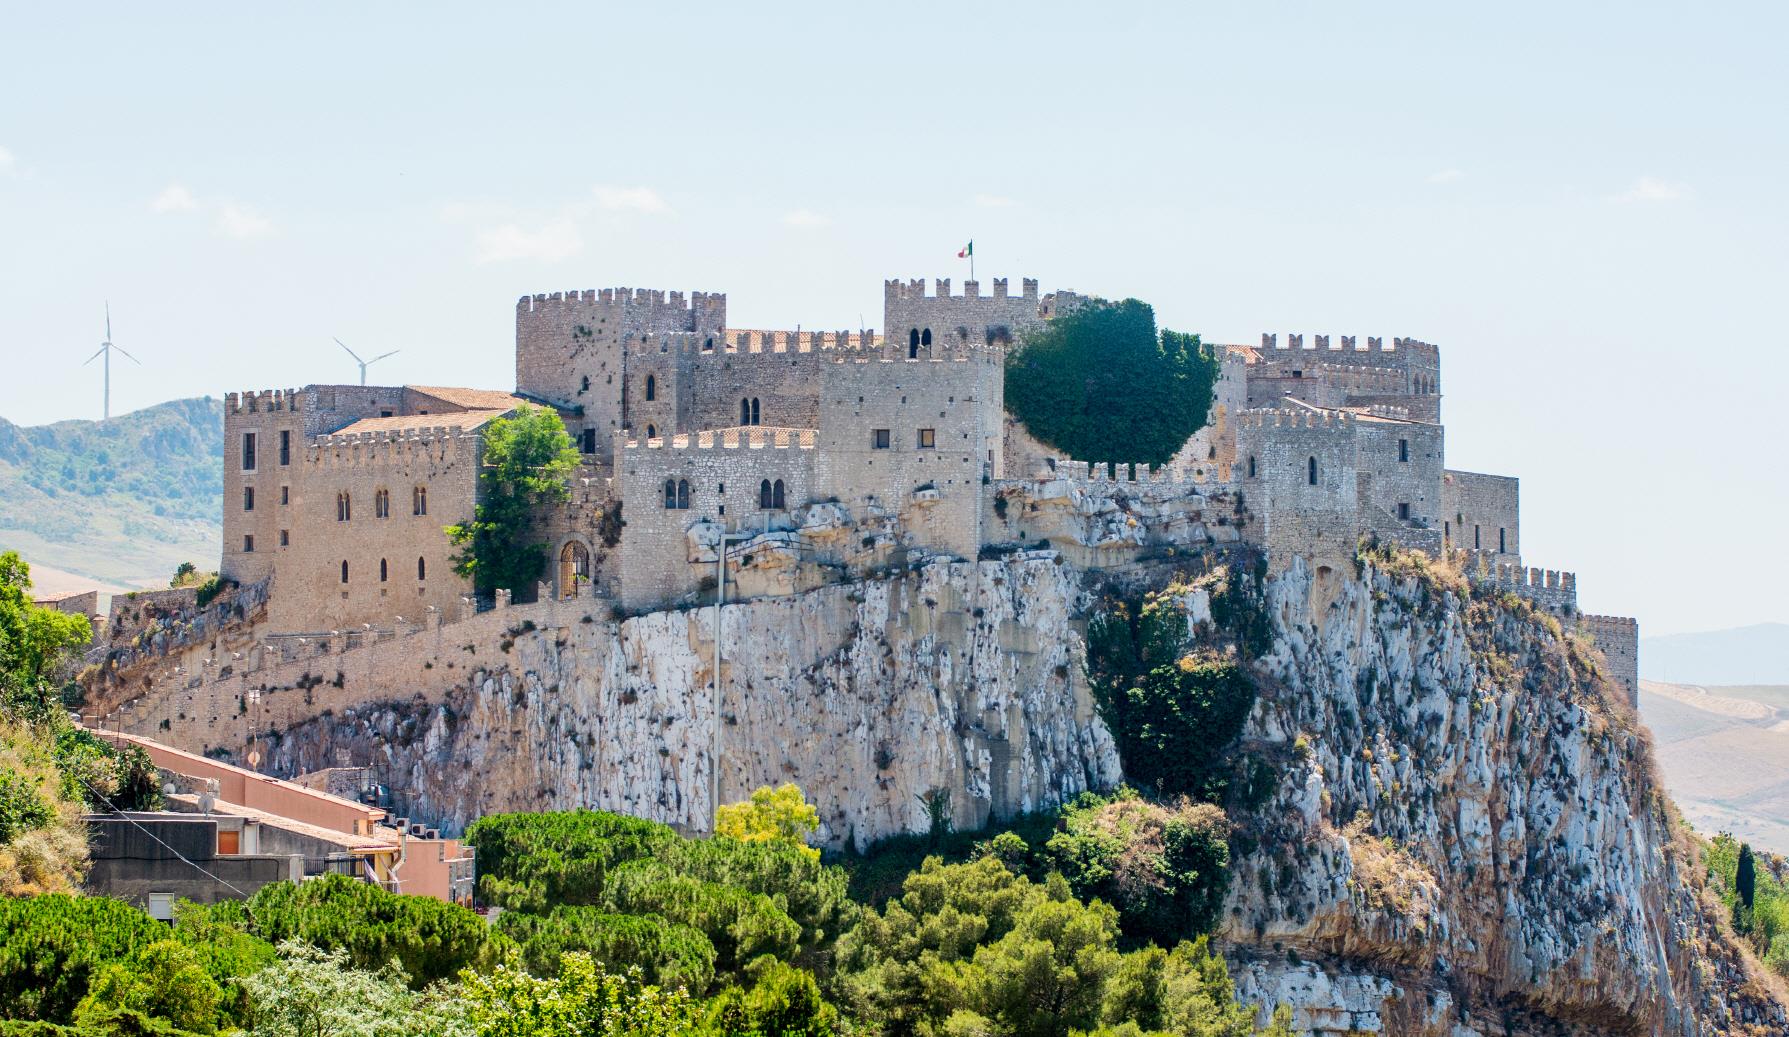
[
  {"left": 407, "top": 386, "right": 530, "bottom": 411},
  {"left": 331, "top": 410, "right": 507, "bottom": 437}
]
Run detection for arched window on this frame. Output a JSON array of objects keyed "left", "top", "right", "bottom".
[
  {"left": 337, "top": 492, "right": 351, "bottom": 522},
  {"left": 676, "top": 479, "right": 690, "bottom": 509},
  {"left": 703, "top": 336, "right": 714, "bottom": 351},
  {"left": 645, "top": 375, "right": 656, "bottom": 401},
  {"left": 1308, "top": 456, "right": 1318, "bottom": 486},
  {"left": 340, "top": 560, "right": 349, "bottom": 584},
  {"left": 760, "top": 479, "right": 774, "bottom": 509},
  {"left": 664, "top": 479, "right": 678, "bottom": 509},
  {"left": 374, "top": 488, "right": 390, "bottom": 519},
  {"left": 908, "top": 328, "right": 920, "bottom": 358},
  {"left": 646, "top": 424, "right": 657, "bottom": 439},
  {"left": 741, "top": 397, "right": 751, "bottom": 424},
  {"left": 417, "top": 556, "right": 426, "bottom": 580},
  {"left": 1247, "top": 456, "right": 1256, "bottom": 478},
  {"left": 559, "top": 541, "right": 590, "bottom": 599},
  {"left": 412, "top": 485, "right": 427, "bottom": 516},
  {"left": 921, "top": 328, "right": 932, "bottom": 347},
  {"left": 379, "top": 558, "right": 388, "bottom": 582},
  {"left": 580, "top": 375, "right": 590, "bottom": 392},
  {"left": 773, "top": 479, "right": 786, "bottom": 510},
  {"left": 750, "top": 398, "right": 761, "bottom": 425}
]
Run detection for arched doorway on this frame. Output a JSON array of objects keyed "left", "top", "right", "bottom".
[{"left": 558, "top": 540, "right": 591, "bottom": 599}]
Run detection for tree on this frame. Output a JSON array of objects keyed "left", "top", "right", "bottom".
[
  {"left": 0, "top": 551, "right": 93, "bottom": 716},
  {"left": 445, "top": 405, "right": 580, "bottom": 597},
  {"left": 1003, "top": 299, "right": 1218, "bottom": 467},
  {"left": 706, "top": 958, "right": 839, "bottom": 1037},
  {"left": 168, "top": 563, "right": 197, "bottom": 589},
  {"left": 457, "top": 954, "right": 698, "bottom": 1037},
  {"left": 1044, "top": 791, "right": 1232, "bottom": 942},
  {"left": 240, "top": 940, "right": 468, "bottom": 1037},
  {"left": 1738, "top": 843, "right": 1757, "bottom": 911},
  {"left": 714, "top": 784, "right": 821, "bottom": 862}
]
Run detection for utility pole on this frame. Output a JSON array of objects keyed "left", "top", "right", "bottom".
[{"left": 708, "top": 525, "right": 757, "bottom": 831}]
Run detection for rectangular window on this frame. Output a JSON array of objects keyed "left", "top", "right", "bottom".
[
  {"left": 242, "top": 432, "right": 257, "bottom": 471},
  {"left": 243, "top": 487, "right": 255, "bottom": 511},
  {"left": 1499, "top": 527, "right": 1507, "bottom": 553},
  {"left": 1474, "top": 525, "right": 1481, "bottom": 549},
  {"left": 243, "top": 534, "right": 254, "bottom": 553},
  {"left": 917, "top": 428, "right": 936, "bottom": 449},
  {"left": 872, "top": 429, "right": 891, "bottom": 449},
  {"left": 280, "top": 485, "right": 289, "bottom": 505},
  {"left": 380, "top": 409, "right": 394, "bottom": 418},
  {"left": 581, "top": 427, "right": 596, "bottom": 454},
  {"left": 1397, "top": 502, "right": 1410, "bottom": 520},
  {"left": 279, "top": 430, "right": 291, "bottom": 466},
  {"left": 1398, "top": 438, "right": 1409, "bottom": 463},
  {"left": 279, "top": 529, "right": 289, "bottom": 547}
]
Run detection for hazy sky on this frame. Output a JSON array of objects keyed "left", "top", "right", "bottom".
[{"left": 2, "top": 2, "right": 1784, "bottom": 635}]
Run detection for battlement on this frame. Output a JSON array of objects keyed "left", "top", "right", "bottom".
[
  {"left": 1237, "top": 408, "right": 1358, "bottom": 430},
  {"left": 617, "top": 426, "right": 817, "bottom": 452},
  {"left": 308, "top": 425, "right": 482, "bottom": 452},
  {"left": 517, "top": 287, "right": 725, "bottom": 314},
  {"left": 705, "top": 329, "right": 882, "bottom": 354},
  {"left": 884, "top": 277, "right": 1040, "bottom": 302},
  {"left": 1472, "top": 561, "right": 1577, "bottom": 610},
  {"left": 226, "top": 388, "right": 302, "bottom": 416}
]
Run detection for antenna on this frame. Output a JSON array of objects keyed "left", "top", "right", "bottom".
[
  {"left": 82, "top": 302, "right": 140, "bottom": 420},
  {"left": 334, "top": 337, "right": 399, "bottom": 386}
]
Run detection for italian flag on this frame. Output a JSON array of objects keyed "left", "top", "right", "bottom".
[{"left": 957, "top": 240, "right": 973, "bottom": 259}]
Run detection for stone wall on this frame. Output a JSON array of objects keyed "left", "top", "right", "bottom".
[
  {"left": 1442, "top": 468, "right": 1521, "bottom": 562},
  {"left": 266, "top": 426, "right": 481, "bottom": 632},
  {"left": 882, "top": 277, "right": 1048, "bottom": 353},
  {"left": 1236, "top": 409, "right": 1362, "bottom": 567},
  {"left": 1581, "top": 613, "right": 1640, "bottom": 706},
  {"left": 1353, "top": 417, "right": 1444, "bottom": 530},
  {"left": 513, "top": 288, "right": 726, "bottom": 462},
  {"left": 614, "top": 428, "right": 819, "bottom": 610}
]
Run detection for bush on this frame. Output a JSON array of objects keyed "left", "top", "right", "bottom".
[
  {"left": 1086, "top": 581, "right": 1258, "bottom": 800},
  {"left": 186, "top": 874, "right": 493, "bottom": 986},
  {"left": 1044, "top": 791, "right": 1232, "bottom": 942},
  {"left": 494, "top": 907, "right": 715, "bottom": 992},
  {"left": 1004, "top": 298, "right": 1219, "bottom": 467}
]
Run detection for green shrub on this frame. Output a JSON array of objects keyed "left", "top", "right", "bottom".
[
  {"left": 1044, "top": 791, "right": 1232, "bottom": 942},
  {"left": 1004, "top": 298, "right": 1219, "bottom": 467},
  {"left": 493, "top": 907, "right": 715, "bottom": 992}
]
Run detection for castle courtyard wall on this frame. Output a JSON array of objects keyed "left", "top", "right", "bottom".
[{"left": 1443, "top": 469, "right": 1521, "bottom": 562}]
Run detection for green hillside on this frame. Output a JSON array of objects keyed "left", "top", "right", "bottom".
[{"left": 0, "top": 398, "right": 223, "bottom": 590}]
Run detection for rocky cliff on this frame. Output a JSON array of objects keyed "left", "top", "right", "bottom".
[
  {"left": 260, "top": 555, "right": 1121, "bottom": 851},
  {"left": 104, "top": 545, "right": 1785, "bottom": 1034},
  {"left": 1219, "top": 553, "right": 1784, "bottom": 1035}
]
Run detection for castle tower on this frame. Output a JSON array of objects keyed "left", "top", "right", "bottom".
[{"left": 514, "top": 288, "right": 726, "bottom": 462}]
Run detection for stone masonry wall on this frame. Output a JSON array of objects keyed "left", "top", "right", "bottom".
[
  {"left": 1442, "top": 468, "right": 1521, "bottom": 562},
  {"left": 266, "top": 428, "right": 480, "bottom": 632}
]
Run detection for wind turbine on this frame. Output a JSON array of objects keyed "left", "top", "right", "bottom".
[
  {"left": 84, "top": 303, "right": 140, "bottom": 421},
  {"left": 335, "top": 338, "right": 399, "bottom": 386}
]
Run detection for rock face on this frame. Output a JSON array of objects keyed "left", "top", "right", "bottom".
[
  {"left": 111, "top": 546, "right": 1785, "bottom": 1034},
  {"left": 1220, "top": 557, "right": 1785, "bottom": 1036},
  {"left": 265, "top": 557, "right": 1121, "bottom": 850}
]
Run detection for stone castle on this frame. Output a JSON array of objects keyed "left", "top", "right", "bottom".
[{"left": 217, "top": 275, "right": 1638, "bottom": 698}]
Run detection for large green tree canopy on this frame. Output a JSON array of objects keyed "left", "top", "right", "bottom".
[
  {"left": 446, "top": 405, "right": 581, "bottom": 597},
  {"left": 1004, "top": 298, "right": 1219, "bottom": 467}
]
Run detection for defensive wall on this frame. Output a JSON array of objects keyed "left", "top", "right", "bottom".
[
  {"left": 1578, "top": 614, "right": 1640, "bottom": 706},
  {"left": 1254, "top": 333, "right": 1442, "bottom": 422}
]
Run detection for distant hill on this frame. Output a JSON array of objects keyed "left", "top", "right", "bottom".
[
  {"left": 1642, "top": 680, "right": 1789, "bottom": 855},
  {"left": 1642, "top": 624, "right": 1789, "bottom": 685},
  {"left": 0, "top": 398, "right": 223, "bottom": 591}
]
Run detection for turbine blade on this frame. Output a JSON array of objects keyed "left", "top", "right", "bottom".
[
  {"left": 114, "top": 345, "right": 141, "bottom": 364},
  {"left": 84, "top": 345, "right": 107, "bottom": 364},
  {"left": 368, "top": 350, "right": 400, "bottom": 364},
  {"left": 105, "top": 302, "right": 112, "bottom": 343},
  {"left": 335, "top": 337, "right": 363, "bottom": 364}
]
